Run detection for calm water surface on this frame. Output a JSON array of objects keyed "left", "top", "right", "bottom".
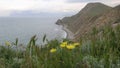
[{"left": 0, "top": 17, "right": 66, "bottom": 45}]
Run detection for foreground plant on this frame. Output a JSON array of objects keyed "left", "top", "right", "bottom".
[
  {"left": 50, "top": 48, "right": 57, "bottom": 53},
  {"left": 0, "top": 25, "right": 120, "bottom": 68}
]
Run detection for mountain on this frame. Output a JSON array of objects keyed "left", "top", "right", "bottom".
[{"left": 56, "top": 2, "right": 120, "bottom": 41}]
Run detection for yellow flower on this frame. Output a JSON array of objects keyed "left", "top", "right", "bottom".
[
  {"left": 60, "top": 44, "right": 66, "bottom": 48},
  {"left": 62, "top": 41, "right": 67, "bottom": 45},
  {"left": 5, "top": 41, "right": 11, "bottom": 46},
  {"left": 60, "top": 41, "right": 68, "bottom": 48},
  {"left": 50, "top": 48, "right": 57, "bottom": 53},
  {"left": 66, "top": 44, "right": 75, "bottom": 50},
  {"left": 73, "top": 43, "right": 80, "bottom": 46}
]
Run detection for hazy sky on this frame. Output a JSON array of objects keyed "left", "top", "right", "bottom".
[{"left": 0, "top": 0, "right": 120, "bottom": 16}]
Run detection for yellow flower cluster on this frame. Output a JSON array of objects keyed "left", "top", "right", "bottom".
[
  {"left": 60, "top": 41, "right": 67, "bottom": 48},
  {"left": 50, "top": 48, "right": 57, "bottom": 53},
  {"left": 63, "top": 42, "right": 80, "bottom": 50},
  {"left": 50, "top": 41, "right": 80, "bottom": 53},
  {"left": 66, "top": 44, "right": 75, "bottom": 50},
  {"left": 5, "top": 41, "right": 11, "bottom": 46},
  {"left": 60, "top": 42, "right": 80, "bottom": 50}
]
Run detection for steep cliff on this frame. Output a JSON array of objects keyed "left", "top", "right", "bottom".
[{"left": 56, "top": 2, "right": 120, "bottom": 41}]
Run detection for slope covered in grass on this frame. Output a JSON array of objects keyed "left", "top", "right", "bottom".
[{"left": 0, "top": 25, "right": 120, "bottom": 68}]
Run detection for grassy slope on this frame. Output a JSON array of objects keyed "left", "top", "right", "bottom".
[{"left": 0, "top": 25, "right": 120, "bottom": 68}]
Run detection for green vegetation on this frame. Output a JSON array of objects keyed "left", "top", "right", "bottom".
[{"left": 0, "top": 25, "right": 120, "bottom": 68}]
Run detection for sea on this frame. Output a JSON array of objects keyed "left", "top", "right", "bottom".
[{"left": 0, "top": 17, "right": 67, "bottom": 45}]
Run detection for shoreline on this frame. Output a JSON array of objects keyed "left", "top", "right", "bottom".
[{"left": 61, "top": 25, "right": 74, "bottom": 40}]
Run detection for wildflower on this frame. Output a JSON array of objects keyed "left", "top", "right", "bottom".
[
  {"left": 73, "top": 43, "right": 80, "bottom": 47},
  {"left": 5, "top": 41, "right": 11, "bottom": 46},
  {"left": 66, "top": 44, "right": 75, "bottom": 50},
  {"left": 60, "top": 44, "right": 66, "bottom": 48},
  {"left": 50, "top": 48, "right": 57, "bottom": 53},
  {"left": 62, "top": 41, "right": 67, "bottom": 45},
  {"left": 60, "top": 41, "right": 68, "bottom": 48}
]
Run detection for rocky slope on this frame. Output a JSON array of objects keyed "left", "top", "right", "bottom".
[{"left": 56, "top": 3, "right": 120, "bottom": 41}]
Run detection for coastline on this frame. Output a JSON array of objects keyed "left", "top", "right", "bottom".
[{"left": 61, "top": 25, "right": 74, "bottom": 40}]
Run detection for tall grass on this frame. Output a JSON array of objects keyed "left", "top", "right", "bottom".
[{"left": 0, "top": 25, "right": 120, "bottom": 68}]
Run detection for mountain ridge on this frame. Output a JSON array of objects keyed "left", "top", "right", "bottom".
[{"left": 56, "top": 2, "right": 120, "bottom": 41}]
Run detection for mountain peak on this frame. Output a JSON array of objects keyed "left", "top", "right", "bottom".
[
  {"left": 85, "top": 2, "right": 111, "bottom": 8},
  {"left": 86, "top": 2, "right": 103, "bottom": 6},
  {"left": 77, "top": 2, "right": 112, "bottom": 16},
  {"left": 114, "top": 5, "right": 120, "bottom": 9}
]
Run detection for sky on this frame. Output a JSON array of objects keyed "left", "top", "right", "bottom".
[{"left": 0, "top": 0, "right": 120, "bottom": 16}]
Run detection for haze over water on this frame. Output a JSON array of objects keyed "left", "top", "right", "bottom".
[{"left": 0, "top": 17, "right": 66, "bottom": 45}]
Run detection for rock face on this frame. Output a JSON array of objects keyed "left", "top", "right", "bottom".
[{"left": 56, "top": 2, "right": 120, "bottom": 41}]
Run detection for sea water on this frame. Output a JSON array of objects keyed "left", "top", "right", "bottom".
[{"left": 0, "top": 17, "right": 66, "bottom": 45}]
